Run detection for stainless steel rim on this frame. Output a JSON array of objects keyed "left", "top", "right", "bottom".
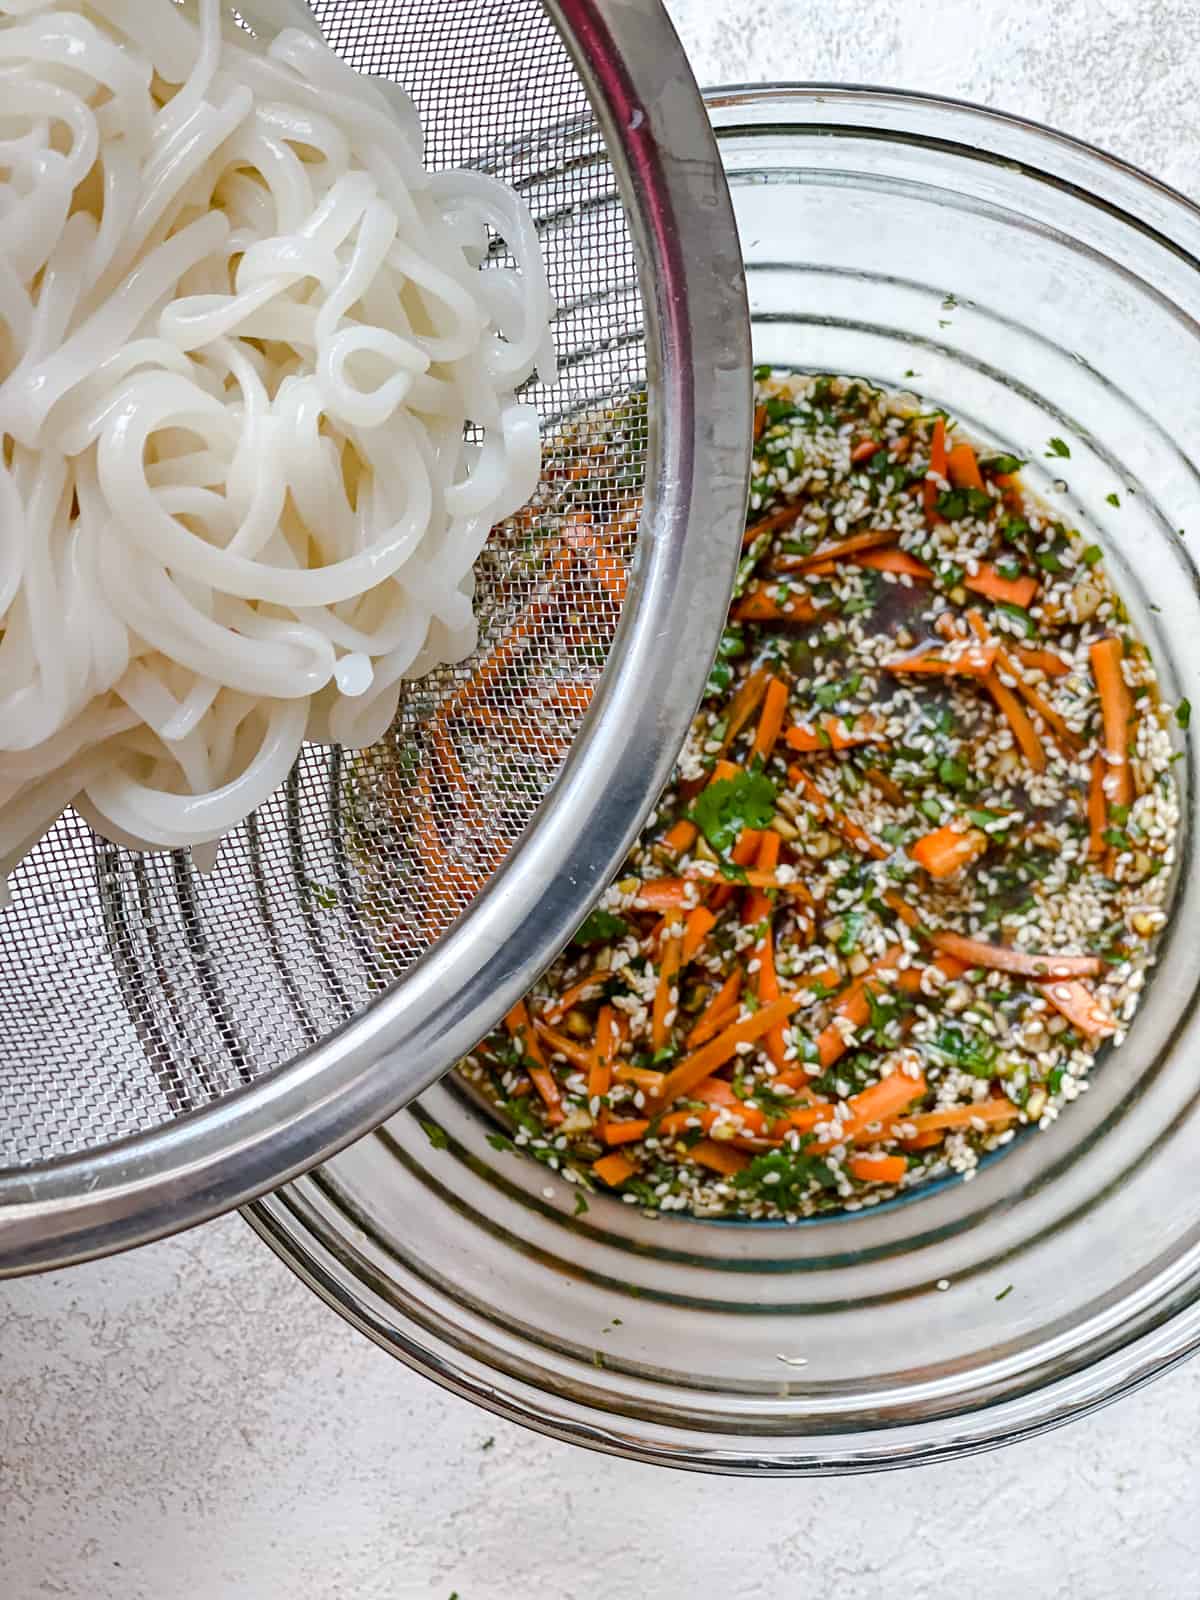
[
  {"left": 0, "top": 0, "right": 752, "bottom": 1277},
  {"left": 243, "top": 1177, "right": 1200, "bottom": 1477}
]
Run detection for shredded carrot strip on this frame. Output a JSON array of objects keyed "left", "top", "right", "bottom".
[
  {"left": 772, "top": 528, "right": 898, "bottom": 573},
  {"left": 742, "top": 829, "right": 781, "bottom": 927},
  {"left": 965, "top": 563, "right": 1038, "bottom": 609},
  {"left": 504, "top": 1000, "right": 564, "bottom": 1124},
  {"left": 966, "top": 611, "right": 1081, "bottom": 755},
  {"left": 814, "top": 945, "right": 907, "bottom": 1069},
  {"left": 983, "top": 669, "right": 1046, "bottom": 772},
  {"left": 593, "top": 1151, "right": 636, "bottom": 1186},
  {"left": 789, "top": 767, "right": 887, "bottom": 860},
  {"left": 663, "top": 817, "right": 698, "bottom": 855},
  {"left": 847, "top": 1152, "right": 908, "bottom": 1184},
  {"left": 750, "top": 675, "right": 789, "bottom": 765},
  {"left": 930, "top": 931, "right": 1103, "bottom": 978},
  {"left": 888, "top": 1099, "right": 1017, "bottom": 1139},
  {"left": 851, "top": 548, "right": 933, "bottom": 579},
  {"left": 690, "top": 1139, "right": 750, "bottom": 1177},
  {"left": 588, "top": 1004, "right": 617, "bottom": 1113},
  {"left": 884, "top": 643, "right": 996, "bottom": 679},
  {"left": 1015, "top": 646, "right": 1070, "bottom": 679},
  {"left": 1088, "top": 752, "right": 1108, "bottom": 860},
  {"left": 851, "top": 437, "right": 883, "bottom": 464},
  {"left": 732, "top": 584, "right": 823, "bottom": 624},
  {"left": 923, "top": 415, "right": 948, "bottom": 523},
  {"left": 910, "top": 824, "right": 989, "bottom": 879},
  {"left": 1038, "top": 977, "right": 1117, "bottom": 1039},
  {"left": 600, "top": 1118, "right": 650, "bottom": 1146},
  {"left": 946, "top": 440, "right": 985, "bottom": 491},
  {"left": 533, "top": 1019, "right": 594, "bottom": 1073},
  {"left": 785, "top": 713, "right": 885, "bottom": 753},
  {"left": 812, "top": 1069, "right": 928, "bottom": 1152},
  {"left": 686, "top": 968, "right": 744, "bottom": 1047},
  {"left": 681, "top": 905, "right": 717, "bottom": 965},
  {"left": 1090, "top": 636, "right": 1133, "bottom": 809},
  {"left": 612, "top": 1063, "right": 668, "bottom": 1094},
  {"left": 543, "top": 973, "right": 607, "bottom": 1025},
  {"left": 651, "top": 924, "right": 683, "bottom": 1053},
  {"left": 655, "top": 993, "right": 805, "bottom": 1109}
]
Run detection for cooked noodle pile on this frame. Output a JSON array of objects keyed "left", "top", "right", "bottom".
[{"left": 0, "top": 0, "right": 554, "bottom": 890}]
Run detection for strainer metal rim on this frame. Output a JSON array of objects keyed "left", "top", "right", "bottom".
[{"left": 0, "top": 0, "right": 753, "bottom": 1276}]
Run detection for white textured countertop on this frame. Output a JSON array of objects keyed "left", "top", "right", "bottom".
[{"left": 6, "top": 3, "right": 1200, "bottom": 1596}]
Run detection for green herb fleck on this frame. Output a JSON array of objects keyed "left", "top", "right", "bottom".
[
  {"left": 1105, "top": 492, "right": 1120, "bottom": 508},
  {"left": 1081, "top": 545, "right": 1103, "bottom": 567},
  {"left": 572, "top": 907, "right": 629, "bottom": 948},
  {"left": 420, "top": 1120, "right": 449, "bottom": 1151},
  {"left": 689, "top": 770, "right": 778, "bottom": 855},
  {"left": 573, "top": 1191, "right": 590, "bottom": 1217},
  {"left": 1177, "top": 698, "right": 1192, "bottom": 730},
  {"left": 995, "top": 1284, "right": 1014, "bottom": 1302},
  {"left": 1045, "top": 436, "right": 1071, "bottom": 458}
]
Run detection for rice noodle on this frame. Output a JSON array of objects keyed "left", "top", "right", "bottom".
[{"left": 0, "top": 0, "right": 554, "bottom": 891}]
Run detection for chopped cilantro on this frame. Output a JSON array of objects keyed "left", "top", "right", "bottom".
[
  {"left": 420, "top": 1120, "right": 449, "bottom": 1150},
  {"left": 1177, "top": 698, "right": 1192, "bottom": 730},
  {"left": 1045, "top": 436, "right": 1071, "bottom": 458},
  {"left": 684, "top": 768, "right": 780, "bottom": 857},
  {"left": 938, "top": 755, "right": 969, "bottom": 789},
  {"left": 984, "top": 453, "right": 1025, "bottom": 475},
  {"left": 1081, "top": 545, "right": 1103, "bottom": 566},
  {"left": 995, "top": 1284, "right": 1014, "bottom": 1302},
  {"left": 1106, "top": 492, "right": 1121, "bottom": 507},
  {"left": 573, "top": 1191, "right": 589, "bottom": 1217}
]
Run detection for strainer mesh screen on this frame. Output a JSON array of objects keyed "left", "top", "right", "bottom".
[{"left": 0, "top": 0, "right": 645, "bottom": 1167}]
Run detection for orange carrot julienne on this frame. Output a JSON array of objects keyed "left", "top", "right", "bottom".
[
  {"left": 690, "top": 1139, "right": 750, "bottom": 1177},
  {"left": 750, "top": 675, "right": 789, "bottom": 765},
  {"left": 709, "top": 826, "right": 764, "bottom": 910},
  {"left": 686, "top": 968, "right": 744, "bottom": 1047},
  {"left": 910, "top": 823, "right": 989, "bottom": 879},
  {"left": 756, "top": 924, "right": 791, "bottom": 1072},
  {"left": 1090, "top": 636, "right": 1133, "bottom": 809},
  {"left": 965, "top": 611, "right": 1081, "bottom": 755},
  {"left": 588, "top": 1004, "right": 617, "bottom": 1104},
  {"left": 930, "top": 930, "right": 1103, "bottom": 978},
  {"left": 1015, "top": 646, "right": 1071, "bottom": 679},
  {"left": 719, "top": 672, "right": 770, "bottom": 758},
  {"left": 681, "top": 904, "right": 717, "bottom": 965},
  {"left": 742, "top": 501, "right": 805, "bottom": 548},
  {"left": 612, "top": 1063, "right": 668, "bottom": 1094},
  {"left": 889, "top": 1098, "right": 1018, "bottom": 1140},
  {"left": 847, "top": 1152, "right": 908, "bottom": 1184},
  {"left": 790, "top": 767, "right": 887, "bottom": 860},
  {"left": 814, "top": 945, "right": 907, "bottom": 1069},
  {"left": 812, "top": 1069, "right": 928, "bottom": 1152},
  {"left": 655, "top": 993, "right": 805, "bottom": 1108},
  {"left": 593, "top": 1151, "right": 636, "bottom": 1186},
  {"left": 965, "top": 563, "right": 1038, "bottom": 608},
  {"left": 851, "top": 437, "right": 883, "bottom": 463},
  {"left": 772, "top": 528, "right": 898, "bottom": 573},
  {"left": 1088, "top": 752, "right": 1108, "bottom": 860},
  {"left": 786, "top": 713, "right": 885, "bottom": 753},
  {"left": 631, "top": 878, "right": 691, "bottom": 911},
  {"left": 651, "top": 924, "right": 683, "bottom": 1052},
  {"left": 946, "top": 440, "right": 985, "bottom": 491},
  {"left": 884, "top": 643, "right": 997, "bottom": 679},
  {"left": 600, "top": 1118, "right": 650, "bottom": 1146},
  {"left": 742, "top": 829, "right": 781, "bottom": 927},
  {"left": 863, "top": 766, "right": 906, "bottom": 806},
  {"left": 983, "top": 669, "right": 1046, "bottom": 772},
  {"left": 851, "top": 548, "right": 933, "bottom": 579},
  {"left": 663, "top": 817, "right": 698, "bottom": 854},
  {"left": 732, "top": 583, "right": 823, "bottom": 624},
  {"left": 924, "top": 416, "right": 948, "bottom": 524},
  {"left": 505, "top": 1000, "right": 564, "bottom": 1124},
  {"left": 534, "top": 1019, "right": 594, "bottom": 1073},
  {"left": 1038, "top": 977, "right": 1118, "bottom": 1039},
  {"left": 543, "top": 973, "right": 607, "bottom": 1025}
]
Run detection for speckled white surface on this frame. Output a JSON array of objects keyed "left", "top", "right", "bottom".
[{"left": 5, "top": 3, "right": 1200, "bottom": 1596}]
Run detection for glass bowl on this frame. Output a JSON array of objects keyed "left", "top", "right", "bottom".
[{"left": 246, "top": 86, "right": 1200, "bottom": 1474}]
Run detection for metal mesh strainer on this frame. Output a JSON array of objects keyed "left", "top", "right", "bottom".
[{"left": 0, "top": 0, "right": 751, "bottom": 1273}]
